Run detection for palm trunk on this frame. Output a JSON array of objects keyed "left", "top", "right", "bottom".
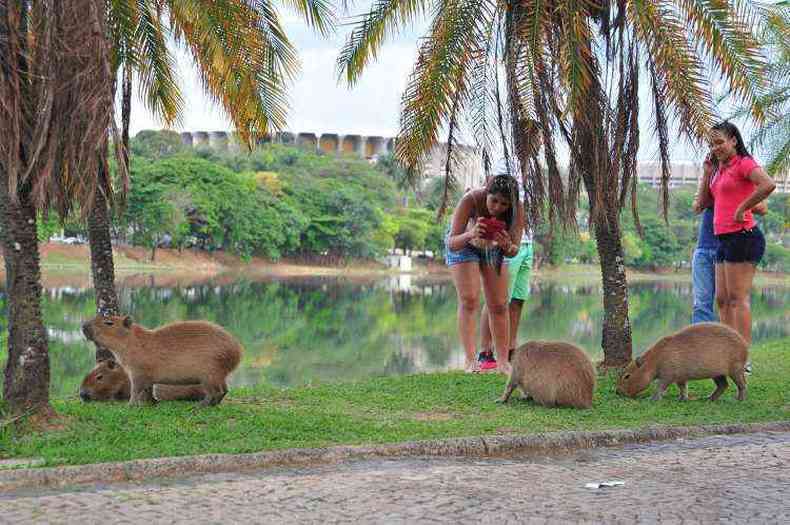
[
  {"left": 0, "top": 175, "right": 51, "bottom": 414},
  {"left": 592, "top": 214, "right": 632, "bottom": 367},
  {"left": 87, "top": 173, "right": 120, "bottom": 362}
]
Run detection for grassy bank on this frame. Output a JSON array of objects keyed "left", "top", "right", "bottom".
[{"left": 2, "top": 339, "right": 788, "bottom": 468}]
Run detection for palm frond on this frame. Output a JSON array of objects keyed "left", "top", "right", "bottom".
[
  {"left": 280, "top": 0, "right": 336, "bottom": 36},
  {"left": 337, "top": 0, "right": 431, "bottom": 86},
  {"left": 168, "top": 0, "right": 299, "bottom": 143},
  {"left": 135, "top": 1, "right": 184, "bottom": 127},
  {"left": 673, "top": 0, "right": 766, "bottom": 122},
  {"left": 627, "top": 0, "right": 715, "bottom": 139},
  {"left": 395, "top": 0, "right": 497, "bottom": 175}
]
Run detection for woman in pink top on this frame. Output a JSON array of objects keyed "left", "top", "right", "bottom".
[{"left": 697, "top": 121, "right": 776, "bottom": 347}]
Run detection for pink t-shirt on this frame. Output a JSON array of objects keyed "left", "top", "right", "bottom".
[{"left": 709, "top": 155, "right": 759, "bottom": 235}]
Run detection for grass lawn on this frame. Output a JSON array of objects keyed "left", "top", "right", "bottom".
[{"left": 1, "top": 339, "right": 788, "bottom": 468}]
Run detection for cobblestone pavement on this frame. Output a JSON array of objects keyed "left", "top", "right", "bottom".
[{"left": 2, "top": 431, "right": 789, "bottom": 524}]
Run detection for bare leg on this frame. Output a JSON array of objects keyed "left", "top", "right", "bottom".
[
  {"left": 708, "top": 376, "right": 729, "bottom": 401},
  {"left": 715, "top": 263, "right": 732, "bottom": 328},
  {"left": 480, "top": 303, "right": 493, "bottom": 354},
  {"left": 723, "top": 262, "right": 756, "bottom": 346},
  {"left": 731, "top": 370, "right": 747, "bottom": 401},
  {"left": 480, "top": 264, "right": 511, "bottom": 375},
  {"left": 508, "top": 299, "right": 525, "bottom": 350},
  {"left": 677, "top": 381, "right": 689, "bottom": 401},
  {"left": 451, "top": 262, "right": 482, "bottom": 371},
  {"left": 651, "top": 380, "right": 671, "bottom": 401}
]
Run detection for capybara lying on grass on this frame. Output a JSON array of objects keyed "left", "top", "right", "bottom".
[
  {"left": 498, "top": 341, "right": 596, "bottom": 409},
  {"left": 82, "top": 315, "right": 243, "bottom": 406},
  {"left": 79, "top": 360, "right": 205, "bottom": 402},
  {"left": 616, "top": 322, "right": 748, "bottom": 401}
]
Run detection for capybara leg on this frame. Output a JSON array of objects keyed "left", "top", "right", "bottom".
[
  {"left": 677, "top": 382, "right": 689, "bottom": 401},
  {"left": 199, "top": 382, "right": 226, "bottom": 407},
  {"left": 708, "top": 376, "right": 729, "bottom": 401},
  {"left": 497, "top": 382, "right": 517, "bottom": 404},
  {"left": 732, "top": 370, "right": 747, "bottom": 401},
  {"left": 129, "top": 377, "right": 156, "bottom": 406},
  {"left": 650, "top": 380, "right": 670, "bottom": 401}
]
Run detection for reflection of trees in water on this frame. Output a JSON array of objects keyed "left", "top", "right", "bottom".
[{"left": 0, "top": 277, "right": 788, "bottom": 397}]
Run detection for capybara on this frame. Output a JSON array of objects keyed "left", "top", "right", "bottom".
[
  {"left": 498, "top": 341, "right": 596, "bottom": 409},
  {"left": 81, "top": 315, "right": 243, "bottom": 406},
  {"left": 79, "top": 360, "right": 206, "bottom": 402},
  {"left": 616, "top": 322, "right": 748, "bottom": 401}
]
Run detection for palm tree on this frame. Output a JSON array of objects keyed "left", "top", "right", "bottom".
[
  {"left": 338, "top": 0, "right": 766, "bottom": 367},
  {"left": 1, "top": 0, "right": 118, "bottom": 414},
  {"left": 85, "top": 0, "right": 335, "bottom": 361}
]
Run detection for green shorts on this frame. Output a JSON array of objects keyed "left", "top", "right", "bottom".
[{"left": 506, "top": 242, "right": 533, "bottom": 301}]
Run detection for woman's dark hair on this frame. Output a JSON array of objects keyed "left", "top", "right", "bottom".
[
  {"left": 711, "top": 121, "right": 751, "bottom": 158},
  {"left": 485, "top": 174, "right": 520, "bottom": 227}
]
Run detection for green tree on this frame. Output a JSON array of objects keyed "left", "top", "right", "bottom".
[{"left": 338, "top": 1, "right": 766, "bottom": 367}]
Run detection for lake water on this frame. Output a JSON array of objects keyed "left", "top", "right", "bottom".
[{"left": 1, "top": 272, "right": 788, "bottom": 399}]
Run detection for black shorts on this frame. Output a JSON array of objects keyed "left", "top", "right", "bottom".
[{"left": 715, "top": 227, "right": 765, "bottom": 264}]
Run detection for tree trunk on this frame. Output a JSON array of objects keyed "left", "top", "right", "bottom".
[
  {"left": 0, "top": 175, "right": 51, "bottom": 414},
  {"left": 592, "top": 214, "right": 632, "bottom": 367},
  {"left": 86, "top": 175, "right": 120, "bottom": 362}
]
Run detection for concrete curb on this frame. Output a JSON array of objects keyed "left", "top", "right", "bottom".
[{"left": 2, "top": 420, "right": 789, "bottom": 492}]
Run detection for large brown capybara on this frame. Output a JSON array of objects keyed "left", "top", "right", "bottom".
[
  {"left": 498, "top": 341, "right": 596, "bottom": 409},
  {"left": 82, "top": 315, "right": 243, "bottom": 406},
  {"left": 616, "top": 322, "right": 749, "bottom": 401},
  {"left": 79, "top": 360, "right": 206, "bottom": 402}
]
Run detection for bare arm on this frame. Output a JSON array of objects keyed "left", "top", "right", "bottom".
[
  {"left": 500, "top": 205, "right": 525, "bottom": 258},
  {"left": 447, "top": 192, "right": 481, "bottom": 252},
  {"left": 751, "top": 199, "right": 768, "bottom": 216},
  {"left": 693, "top": 156, "right": 715, "bottom": 214},
  {"left": 735, "top": 167, "right": 776, "bottom": 223}
]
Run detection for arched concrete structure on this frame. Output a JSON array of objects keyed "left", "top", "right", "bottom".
[
  {"left": 276, "top": 131, "right": 295, "bottom": 145},
  {"left": 209, "top": 131, "right": 228, "bottom": 150},
  {"left": 256, "top": 134, "right": 273, "bottom": 146},
  {"left": 193, "top": 131, "right": 210, "bottom": 147},
  {"left": 296, "top": 133, "right": 318, "bottom": 151},
  {"left": 180, "top": 132, "right": 194, "bottom": 147},
  {"left": 319, "top": 134, "right": 340, "bottom": 155},
  {"left": 341, "top": 135, "right": 363, "bottom": 156},
  {"left": 364, "top": 136, "right": 386, "bottom": 158}
]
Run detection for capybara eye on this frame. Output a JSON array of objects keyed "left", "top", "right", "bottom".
[
  {"left": 103, "top": 320, "right": 114, "bottom": 326},
  {"left": 96, "top": 374, "right": 103, "bottom": 381},
  {"left": 623, "top": 374, "right": 630, "bottom": 380}
]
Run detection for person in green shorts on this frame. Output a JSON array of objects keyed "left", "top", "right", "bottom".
[{"left": 478, "top": 234, "right": 533, "bottom": 369}]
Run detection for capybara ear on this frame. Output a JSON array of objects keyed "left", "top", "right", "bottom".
[
  {"left": 635, "top": 356, "right": 644, "bottom": 368},
  {"left": 123, "top": 316, "right": 133, "bottom": 328}
]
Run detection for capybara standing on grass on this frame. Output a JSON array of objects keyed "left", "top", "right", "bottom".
[
  {"left": 82, "top": 315, "right": 243, "bottom": 406},
  {"left": 616, "top": 322, "right": 748, "bottom": 401},
  {"left": 79, "top": 360, "right": 206, "bottom": 402},
  {"left": 498, "top": 341, "right": 596, "bottom": 409}
]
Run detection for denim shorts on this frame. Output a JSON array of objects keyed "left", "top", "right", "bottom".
[
  {"left": 715, "top": 227, "right": 765, "bottom": 264},
  {"left": 445, "top": 239, "right": 504, "bottom": 268}
]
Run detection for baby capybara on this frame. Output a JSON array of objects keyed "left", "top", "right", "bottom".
[
  {"left": 82, "top": 315, "right": 243, "bottom": 406},
  {"left": 616, "top": 322, "right": 748, "bottom": 401},
  {"left": 499, "top": 341, "right": 596, "bottom": 409},
  {"left": 79, "top": 360, "right": 206, "bottom": 402}
]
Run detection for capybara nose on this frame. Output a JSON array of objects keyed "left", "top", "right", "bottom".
[{"left": 79, "top": 389, "right": 91, "bottom": 402}]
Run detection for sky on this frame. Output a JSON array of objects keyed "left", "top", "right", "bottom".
[{"left": 128, "top": 3, "right": 727, "bottom": 164}]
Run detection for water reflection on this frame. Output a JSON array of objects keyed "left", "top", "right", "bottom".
[{"left": 1, "top": 274, "right": 788, "bottom": 399}]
